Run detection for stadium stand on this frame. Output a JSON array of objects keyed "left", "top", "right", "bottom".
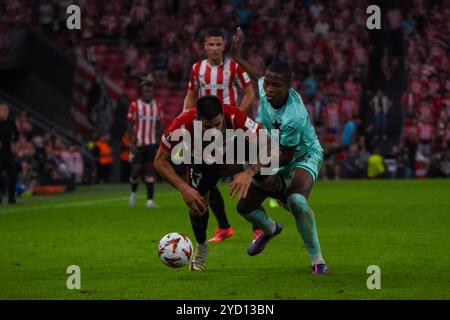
[{"left": 0, "top": 0, "right": 448, "bottom": 197}]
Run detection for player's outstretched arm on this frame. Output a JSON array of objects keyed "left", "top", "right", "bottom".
[
  {"left": 154, "top": 148, "right": 207, "bottom": 215},
  {"left": 230, "top": 27, "right": 264, "bottom": 81},
  {"left": 239, "top": 85, "right": 255, "bottom": 114},
  {"left": 183, "top": 89, "right": 197, "bottom": 111}
]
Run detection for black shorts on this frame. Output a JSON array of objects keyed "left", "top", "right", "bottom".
[
  {"left": 186, "top": 163, "right": 221, "bottom": 196},
  {"left": 132, "top": 144, "right": 158, "bottom": 165}
]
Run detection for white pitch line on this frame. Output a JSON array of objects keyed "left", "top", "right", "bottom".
[{"left": 0, "top": 196, "right": 137, "bottom": 215}]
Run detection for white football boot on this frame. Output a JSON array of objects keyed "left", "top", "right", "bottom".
[
  {"left": 146, "top": 199, "right": 158, "bottom": 209},
  {"left": 189, "top": 243, "right": 208, "bottom": 271},
  {"left": 128, "top": 192, "right": 137, "bottom": 208}
]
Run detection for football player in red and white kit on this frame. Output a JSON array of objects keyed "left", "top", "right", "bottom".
[
  {"left": 127, "top": 74, "right": 162, "bottom": 209},
  {"left": 182, "top": 29, "right": 256, "bottom": 243},
  {"left": 154, "top": 96, "right": 264, "bottom": 271}
]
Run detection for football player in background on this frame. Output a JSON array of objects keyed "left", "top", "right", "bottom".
[
  {"left": 183, "top": 28, "right": 257, "bottom": 242},
  {"left": 128, "top": 74, "right": 162, "bottom": 209}
]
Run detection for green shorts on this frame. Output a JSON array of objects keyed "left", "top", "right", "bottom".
[{"left": 277, "top": 150, "right": 323, "bottom": 182}]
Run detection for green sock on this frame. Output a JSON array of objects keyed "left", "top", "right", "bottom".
[
  {"left": 287, "top": 193, "right": 324, "bottom": 263},
  {"left": 242, "top": 207, "right": 275, "bottom": 235}
]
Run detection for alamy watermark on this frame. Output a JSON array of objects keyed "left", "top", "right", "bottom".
[
  {"left": 66, "top": 5, "right": 81, "bottom": 30},
  {"left": 163, "top": 122, "right": 279, "bottom": 176},
  {"left": 366, "top": 265, "right": 381, "bottom": 289},
  {"left": 66, "top": 265, "right": 81, "bottom": 290},
  {"left": 66, "top": 5, "right": 381, "bottom": 31}
]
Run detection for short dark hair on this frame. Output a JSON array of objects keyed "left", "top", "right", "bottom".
[
  {"left": 267, "top": 61, "right": 293, "bottom": 84},
  {"left": 196, "top": 96, "right": 223, "bottom": 119},
  {"left": 204, "top": 29, "right": 224, "bottom": 40}
]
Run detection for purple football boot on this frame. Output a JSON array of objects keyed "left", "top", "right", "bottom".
[
  {"left": 312, "top": 263, "right": 330, "bottom": 274},
  {"left": 247, "top": 222, "right": 283, "bottom": 256}
]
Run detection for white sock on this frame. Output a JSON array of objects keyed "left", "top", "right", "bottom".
[{"left": 311, "top": 253, "right": 325, "bottom": 266}]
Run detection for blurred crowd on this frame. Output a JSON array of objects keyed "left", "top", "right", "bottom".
[
  {"left": 1, "top": 0, "right": 448, "bottom": 183},
  {"left": 0, "top": 109, "right": 84, "bottom": 198},
  {"left": 400, "top": 0, "right": 449, "bottom": 178}
]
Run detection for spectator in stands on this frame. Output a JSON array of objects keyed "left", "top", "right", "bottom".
[
  {"left": 367, "top": 147, "right": 386, "bottom": 179},
  {"left": 38, "top": 0, "right": 55, "bottom": 34},
  {"left": 403, "top": 117, "right": 419, "bottom": 177},
  {"left": 94, "top": 132, "right": 113, "bottom": 184},
  {"left": 384, "top": 146, "right": 400, "bottom": 179},
  {"left": 0, "top": 102, "right": 18, "bottom": 204},
  {"left": 357, "top": 136, "right": 370, "bottom": 174},
  {"left": 370, "top": 90, "right": 392, "bottom": 141},
  {"left": 68, "top": 145, "right": 84, "bottom": 184},
  {"left": 19, "top": 159, "right": 37, "bottom": 195},
  {"left": 417, "top": 116, "right": 434, "bottom": 157},
  {"left": 428, "top": 152, "right": 449, "bottom": 178},
  {"left": 309, "top": 90, "right": 327, "bottom": 127},
  {"left": 343, "top": 143, "right": 363, "bottom": 178},
  {"left": 15, "top": 111, "right": 33, "bottom": 139},
  {"left": 302, "top": 72, "right": 318, "bottom": 100},
  {"left": 341, "top": 116, "right": 358, "bottom": 147},
  {"left": 13, "top": 133, "right": 34, "bottom": 160}
]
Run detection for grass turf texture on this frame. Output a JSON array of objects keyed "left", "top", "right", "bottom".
[{"left": 0, "top": 180, "right": 449, "bottom": 300}]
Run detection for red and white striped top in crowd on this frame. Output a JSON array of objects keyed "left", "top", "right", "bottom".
[
  {"left": 417, "top": 122, "right": 434, "bottom": 141},
  {"left": 340, "top": 97, "right": 358, "bottom": 120},
  {"left": 404, "top": 125, "right": 419, "bottom": 144},
  {"left": 401, "top": 91, "right": 422, "bottom": 114},
  {"left": 127, "top": 99, "right": 162, "bottom": 146},
  {"left": 418, "top": 103, "right": 433, "bottom": 121},
  {"left": 188, "top": 58, "right": 251, "bottom": 105},
  {"left": 323, "top": 103, "right": 340, "bottom": 130}
]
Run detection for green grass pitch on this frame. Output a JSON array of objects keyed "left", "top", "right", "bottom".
[{"left": 0, "top": 180, "right": 449, "bottom": 300}]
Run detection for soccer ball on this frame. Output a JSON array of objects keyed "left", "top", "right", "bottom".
[{"left": 158, "top": 232, "right": 193, "bottom": 268}]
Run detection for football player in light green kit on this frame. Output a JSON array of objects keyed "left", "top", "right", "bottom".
[{"left": 229, "top": 27, "right": 329, "bottom": 274}]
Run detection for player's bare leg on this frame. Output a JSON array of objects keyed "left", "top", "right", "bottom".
[
  {"left": 143, "top": 161, "right": 158, "bottom": 208},
  {"left": 128, "top": 163, "right": 141, "bottom": 208},
  {"left": 287, "top": 168, "right": 328, "bottom": 274}
]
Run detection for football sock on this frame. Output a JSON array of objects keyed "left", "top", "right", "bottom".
[
  {"left": 208, "top": 186, "right": 230, "bottom": 229},
  {"left": 287, "top": 193, "right": 324, "bottom": 265},
  {"left": 144, "top": 176, "right": 155, "bottom": 200},
  {"left": 189, "top": 210, "right": 209, "bottom": 244},
  {"left": 130, "top": 177, "right": 138, "bottom": 193},
  {"left": 241, "top": 207, "right": 276, "bottom": 235}
]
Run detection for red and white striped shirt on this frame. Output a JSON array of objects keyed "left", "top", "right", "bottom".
[
  {"left": 128, "top": 99, "right": 162, "bottom": 146},
  {"left": 418, "top": 122, "right": 434, "bottom": 141},
  {"left": 403, "top": 125, "right": 419, "bottom": 144},
  {"left": 188, "top": 58, "right": 251, "bottom": 105},
  {"left": 340, "top": 97, "right": 358, "bottom": 120},
  {"left": 323, "top": 103, "right": 340, "bottom": 130}
]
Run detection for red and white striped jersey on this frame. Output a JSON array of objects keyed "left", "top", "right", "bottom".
[
  {"left": 323, "top": 103, "right": 340, "bottom": 130},
  {"left": 418, "top": 122, "right": 434, "bottom": 141},
  {"left": 418, "top": 103, "right": 433, "bottom": 121},
  {"left": 403, "top": 125, "right": 419, "bottom": 144},
  {"left": 160, "top": 104, "right": 260, "bottom": 154},
  {"left": 128, "top": 98, "right": 162, "bottom": 146},
  {"left": 188, "top": 58, "right": 251, "bottom": 105},
  {"left": 340, "top": 97, "right": 358, "bottom": 120}
]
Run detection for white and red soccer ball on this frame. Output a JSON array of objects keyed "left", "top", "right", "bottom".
[{"left": 158, "top": 232, "right": 193, "bottom": 268}]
